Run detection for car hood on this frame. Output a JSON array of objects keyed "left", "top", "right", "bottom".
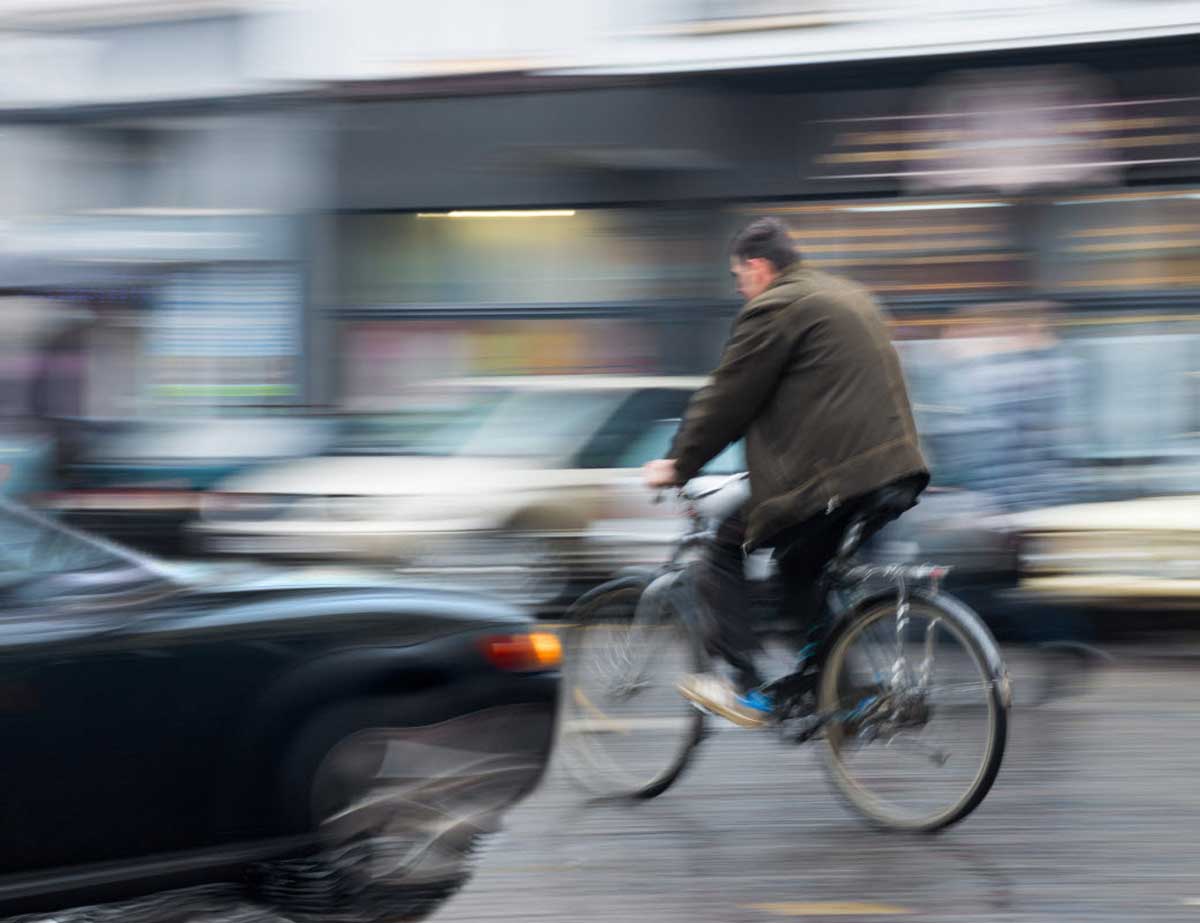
[
  {"left": 167, "top": 559, "right": 532, "bottom": 623},
  {"left": 213, "top": 455, "right": 566, "bottom": 497}
]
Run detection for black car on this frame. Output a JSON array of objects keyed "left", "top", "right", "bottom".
[{"left": 0, "top": 499, "right": 559, "bottom": 921}]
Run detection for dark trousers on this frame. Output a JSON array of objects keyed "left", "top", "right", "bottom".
[{"left": 697, "top": 480, "right": 922, "bottom": 693}]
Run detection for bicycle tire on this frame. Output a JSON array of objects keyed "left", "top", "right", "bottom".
[
  {"left": 818, "top": 589, "right": 1009, "bottom": 832},
  {"left": 557, "top": 578, "right": 707, "bottom": 800}
]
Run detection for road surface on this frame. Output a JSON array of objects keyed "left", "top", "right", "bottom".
[
  {"left": 12, "top": 643, "right": 1200, "bottom": 923},
  {"left": 444, "top": 646, "right": 1200, "bottom": 923}
]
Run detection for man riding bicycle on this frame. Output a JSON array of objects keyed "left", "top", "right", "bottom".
[{"left": 643, "top": 217, "right": 930, "bottom": 728}]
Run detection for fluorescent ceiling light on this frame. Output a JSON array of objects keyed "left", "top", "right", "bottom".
[
  {"left": 416, "top": 210, "right": 577, "bottom": 219},
  {"left": 841, "top": 202, "right": 1008, "bottom": 213}
]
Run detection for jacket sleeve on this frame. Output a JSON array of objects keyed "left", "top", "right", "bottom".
[{"left": 668, "top": 301, "right": 791, "bottom": 483}]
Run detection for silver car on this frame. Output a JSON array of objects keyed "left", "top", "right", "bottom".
[{"left": 191, "top": 377, "right": 715, "bottom": 608}]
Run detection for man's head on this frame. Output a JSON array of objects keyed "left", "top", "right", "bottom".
[{"left": 730, "top": 217, "right": 799, "bottom": 302}]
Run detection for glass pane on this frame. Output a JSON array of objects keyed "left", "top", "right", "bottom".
[
  {"left": 616, "top": 420, "right": 676, "bottom": 468},
  {"left": 455, "top": 389, "right": 626, "bottom": 459},
  {"left": 1040, "top": 190, "right": 1200, "bottom": 295},
  {"left": 616, "top": 419, "right": 746, "bottom": 473},
  {"left": 339, "top": 209, "right": 721, "bottom": 306},
  {"left": 704, "top": 440, "right": 747, "bottom": 475},
  {"left": 741, "top": 198, "right": 1023, "bottom": 301}
]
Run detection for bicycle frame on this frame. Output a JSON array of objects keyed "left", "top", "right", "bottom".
[
  {"left": 562, "top": 475, "right": 1011, "bottom": 827},
  {"left": 647, "top": 476, "right": 1011, "bottom": 724}
]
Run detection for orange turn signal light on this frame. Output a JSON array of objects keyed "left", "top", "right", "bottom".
[{"left": 481, "top": 632, "right": 562, "bottom": 672}]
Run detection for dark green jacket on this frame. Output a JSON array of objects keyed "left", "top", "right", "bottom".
[{"left": 669, "top": 265, "right": 930, "bottom": 550}]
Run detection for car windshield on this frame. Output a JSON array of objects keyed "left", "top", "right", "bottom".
[
  {"left": 452, "top": 388, "right": 627, "bottom": 459},
  {"left": 0, "top": 500, "right": 169, "bottom": 586},
  {"left": 332, "top": 385, "right": 631, "bottom": 460},
  {"left": 328, "top": 386, "right": 513, "bottom": 456},
  {"left": 617, "top": 419, "right": 746, "bottom": 474},
  {"left": 329, "top": 404, "right": 499, "bottom": 456}
]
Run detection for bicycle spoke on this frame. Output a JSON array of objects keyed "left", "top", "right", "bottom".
[
  {"left": 857, "top": 619, "right": 897, "bottom": 686},
  {"left": 561, "top": 585, "right": 703, "bottom": 799},
  {"left": 572, "top": 688, "right": 630, "bottom": 735},
  {"left": 885, "top": 733, "right": 951, "bottom": 767},
  {"left": 618, "top": 614, "right": 674, "bottom": 693},
  {"left": 924, "top": 680, "right": 994, "bottom": 706}
]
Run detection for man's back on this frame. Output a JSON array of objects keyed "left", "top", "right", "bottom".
[{"left": 672, "top": 265, "right": 929, "bottom": 550}]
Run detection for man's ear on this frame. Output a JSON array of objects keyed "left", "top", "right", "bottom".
[{"left": 753, "top": 257, "right": 778, "bottom": 279}]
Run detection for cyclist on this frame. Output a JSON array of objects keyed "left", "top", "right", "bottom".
[{"left": 643, "top": 217, "right": 930, "bottom": 727}]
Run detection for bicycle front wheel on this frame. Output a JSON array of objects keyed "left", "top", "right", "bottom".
[
  {"left": 819, "top": 591, "right": 1009, "bottom": 832},
  {"left": 558, "top": 579, "right": 706, "bottom": 799}
]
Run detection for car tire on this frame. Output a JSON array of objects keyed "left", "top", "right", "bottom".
[{"left": 252, "top": 698, "right": 487, "bottom": 923}]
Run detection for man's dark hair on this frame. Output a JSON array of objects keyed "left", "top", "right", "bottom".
[{"left": 731, "top": 217, "right": 799, "bottom": 272}]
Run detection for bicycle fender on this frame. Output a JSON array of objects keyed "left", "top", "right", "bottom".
[
  {"left": 567, "top": 574, "right": 652, "bottom": 615},
  {"left": 634, "top": 569, "right": 689, "bottom": 626},
  {"left": 614, "top": 565, "right": 660, "bottom": 583}
]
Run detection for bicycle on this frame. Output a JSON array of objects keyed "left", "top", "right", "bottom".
[{"left": 558, "top": 473, "right": 1011, "bottom": 832}]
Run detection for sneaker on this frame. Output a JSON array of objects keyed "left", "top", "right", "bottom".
[{"left": 676, "top": 673, "right": 773, "bottom": 728}]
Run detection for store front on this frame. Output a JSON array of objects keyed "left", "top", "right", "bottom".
[
  {"left": 5, "top": 213, "right": 309, "bottom": 418},
  {"left": 332, "top": 205, "right": 730, "bottom": 405}
]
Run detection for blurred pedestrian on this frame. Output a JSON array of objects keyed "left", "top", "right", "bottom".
[
  {"left": 937, "top": 301, "right": 1091, "bottom": 646},
  {"left": 938, "top": 301, "right": 1081, "bottom": 513}
]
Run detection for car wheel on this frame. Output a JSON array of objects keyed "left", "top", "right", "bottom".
[{"left": 254, "top": 701, "right": 494, "bottom": 922}]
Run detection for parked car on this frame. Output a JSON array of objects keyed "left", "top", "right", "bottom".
[
  {"left": 35, "top": 415, "right": 339, "bottom": 555},
  {"left": 1010, "top": 493, "right": 1200, "bottom": 608},
  {"left": 192, "top": 375, "right": 1020, "bottom": 614},
  {"left": 0, "top": 499, "right": 559, "bottom": 921},
  {"left": 191, "top": 377, "right": 707, "bottom": 609}
]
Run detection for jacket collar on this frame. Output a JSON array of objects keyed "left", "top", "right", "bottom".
[
  {"left": 744, "top": 262, "right": 806, "bottom": 309},
  {"left": 767, "top": 262, "right": 807, "bottom": 292}
]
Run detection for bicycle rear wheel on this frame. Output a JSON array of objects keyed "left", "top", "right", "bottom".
[
  {"left": 818, "top": 592, "right": 1008, "bottom": 831},
  {"left": 558, "top": 580, "right": 707, "bottom": 799}
]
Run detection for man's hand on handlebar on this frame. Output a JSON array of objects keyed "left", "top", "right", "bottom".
[{"left": 642, "top": 458, "right": 680, "bottom": 490}]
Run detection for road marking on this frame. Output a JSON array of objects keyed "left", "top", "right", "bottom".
[
  {"left": 571, "top": 688, "right": 628, "bottom": 733},
  {"left": 746, "top": 902, "right": 912, "bottom": 917},
  {"left": 1182, "top": 898, "right": 1200, "bottom": 907}
]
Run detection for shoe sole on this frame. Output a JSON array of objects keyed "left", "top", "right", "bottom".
[{"left": 676, "top": 683, "right": 768, "bottom": 729}]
